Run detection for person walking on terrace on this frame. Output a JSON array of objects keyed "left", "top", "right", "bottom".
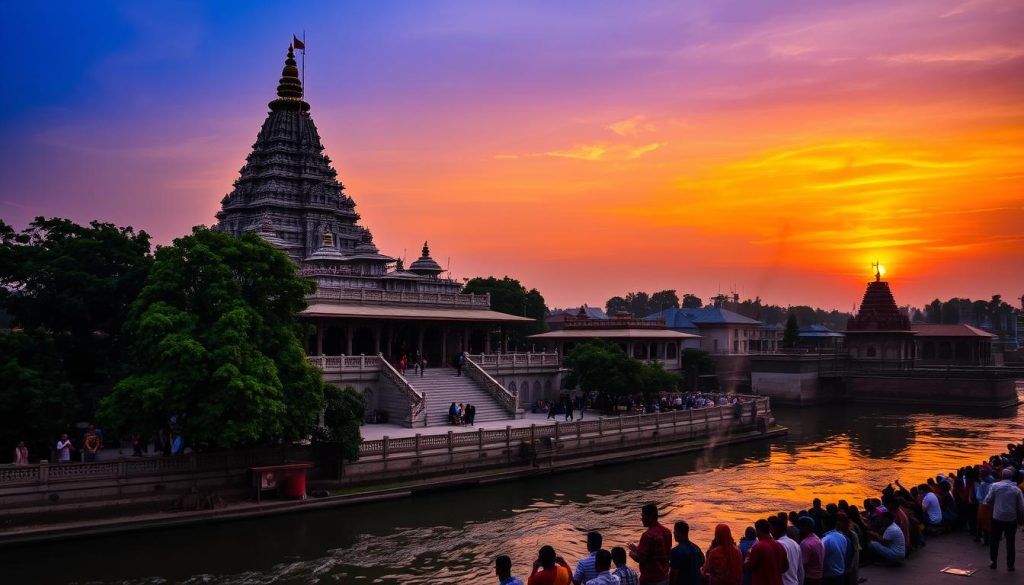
[{"left": 984, "top": 467, "right": 1024, "bottom": 571}]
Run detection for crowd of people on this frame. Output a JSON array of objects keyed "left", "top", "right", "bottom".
[
  {"left": 448, "top": 402, "right": 478, "bottom": 426},
  {"left": 492, "top": 442, "right": 1024, "bottom": 584}
]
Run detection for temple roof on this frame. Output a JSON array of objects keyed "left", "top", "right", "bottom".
[
  {"left": 408, "top": 242, "right": 444, "bottom": 276},
  {"left": 269, "top": 45, "right": 310, "bottom": 113},
  {"left": 911, "top": 323, "right": 995, "bottom": 338},
  {"left": 301, "top": 303, "right": 533, "bottom": 322},
  {"left": 645, "top": 307, "right": 761, "bottom": 328},
  {"left": 529, "top": 329, "right": 700, "bottom": 340},
  {"left": 846, "top": 280, "right": 911, "bottom": 332}
]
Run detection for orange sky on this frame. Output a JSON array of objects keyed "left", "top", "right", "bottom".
[{"left": 2, "top": 2, "right": 1022, "bottom": 310}]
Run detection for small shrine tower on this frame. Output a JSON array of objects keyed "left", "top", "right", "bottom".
[{"left": 844, "top": 262, "right": 916, "bottom": 369}]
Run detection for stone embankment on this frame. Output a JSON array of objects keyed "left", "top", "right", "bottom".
[{"left": 0, "top": 397, "right": 782, "bottom": 546}]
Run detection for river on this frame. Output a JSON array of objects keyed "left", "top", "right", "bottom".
[{"left": 9, "top": 400, "right": 1024, "bottom": 585}]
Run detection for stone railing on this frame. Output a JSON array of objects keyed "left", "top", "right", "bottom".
[
  {"left": 357, "top": 397, "right": 771, "bottom": 459},
  {"left": 0, "top": 447, "right": 301, "bottom": 487},
  {"left": 378, "top": 353, "right": 427, "bottom": 427},
  {"left": 308, "top": 287, "right": 490, "bottom": 308},
  {"left": 467, "top": 352, "right": 562, "bottom": 371},
  {"left": 306, "top": 354, "right": 383, "bottom": 373},
  {"left": 464, "top": 356, "right": 522, "bottom": 416}
]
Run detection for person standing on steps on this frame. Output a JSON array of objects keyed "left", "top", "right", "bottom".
[
  {"left": 456, "top": 351, "right": 465, "bottom": 376},
  {"left": 419, "top": 355, "right": 426, "bottom": 377},
  {"left": 466, "top": 403, "right": 476, "bottom": 426}
]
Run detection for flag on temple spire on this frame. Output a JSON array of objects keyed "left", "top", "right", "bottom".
[{"left": 293, "top": 35, "right": 305, "bottom": 51}]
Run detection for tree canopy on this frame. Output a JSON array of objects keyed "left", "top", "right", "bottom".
[
  {"left": 0, "top": 331, "right": 79, "bottom": 462},
  {"left": 605, "top": 289, "right": 686, "bottom": 317},
  {"left": 314, "top": 384, "right": 367, "bottom": 474},
  {"left": 0, "top": 217, "right": 152, "bottom": 417},
  {"left": 783, "top": 313, "right": 800, "bottom": 348},
  {"left": 562, "top": 340, "right": 681, "bottom": 404},
  {"left": 463, "top": 276, "right": 547, "bottom": 350},
  {"left": 98, "top": 227, "right": 325, "bottom": 449}
]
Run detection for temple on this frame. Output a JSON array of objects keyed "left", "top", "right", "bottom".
[
  {"left": 214, "top": 44, "right": 538, "bottom": 426},
  {"left": 843, "top": 263, "right": 915, "bottom": 368},
  {"left": 214, "top": 45, "right": 531, "bottom": 366}
]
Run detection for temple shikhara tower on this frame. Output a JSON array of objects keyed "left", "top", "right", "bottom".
[
  {"left": 214, "top": 44, "right": 538, "bottom": 426},
  {"left": 844, "top": 263, "right": 915, "bottom": 368}
]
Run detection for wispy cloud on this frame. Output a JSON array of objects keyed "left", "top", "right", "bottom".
[{"left": 607, "top": 115, "right": 655, "bottom": 137}]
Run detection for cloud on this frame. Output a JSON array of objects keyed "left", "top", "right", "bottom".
[
  {"left": 607, "top": 115, "right": 655, "bottom": 137},
  {"left": 495, "top": 116, "right": 665, "bottom": 161},
  {"left": 879, "top": 46, "right": 1024, "bottom": 64}
]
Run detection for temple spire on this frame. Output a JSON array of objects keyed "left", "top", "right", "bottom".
[{"left": 269, "top": 44, "right": 310, "bottom": 112}]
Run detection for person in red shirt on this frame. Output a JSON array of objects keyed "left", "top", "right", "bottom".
[
  {"left": 628, "top": 503, "right": 673, "bottom": 585},
  {"left": 743, "top": 519, "right": 788, "bottom": 585},
  {"left": 528, "top": 545, "right": 572, "bottom": 585}
]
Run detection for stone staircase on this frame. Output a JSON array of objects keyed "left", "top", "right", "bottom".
[{"left": 405, "top": 369, "right": 515, "bottom": 426}]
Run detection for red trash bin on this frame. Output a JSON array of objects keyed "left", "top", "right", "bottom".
[{"left": 283, "top": 468, "right": 307, "bottom": 499}]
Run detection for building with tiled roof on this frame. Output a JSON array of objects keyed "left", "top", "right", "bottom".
[
  {"left": 645, "top": 307, "right": 762, "bottom": 354},
  {"left": 912, "top": 323, "right": 994, "bottom": 365}
]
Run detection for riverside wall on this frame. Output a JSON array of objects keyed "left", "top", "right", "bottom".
[
  {"left": 751, "top": 354, "right": 1020, "bottom": 407},
  {"left": 331, "top": 399, "right": 774, "bottom": 488},
  {"left": 0, "top": 399, "right": 774, "bottom": 527}
]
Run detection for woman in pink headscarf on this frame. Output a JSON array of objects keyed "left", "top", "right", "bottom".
[{"left": 703, "top": 523, "right": 743, "bottom": 585}]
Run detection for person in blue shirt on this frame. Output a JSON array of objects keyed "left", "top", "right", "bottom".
[
  {"left": 820, "top": 515, "right": 849, "bottom": 585},
  {"left": 573, "top": 532, "right": 602, "bottom": 584},
  {"left": 670, "top": 520, "right": 705, "bottom": 585},
  {"left": 496, "top": 554, "right": 524, "bottom": 585}
]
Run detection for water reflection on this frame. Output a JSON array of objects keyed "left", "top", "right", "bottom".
[{"left": 5, "top": 400, "right": 1021, "bottom": 585}]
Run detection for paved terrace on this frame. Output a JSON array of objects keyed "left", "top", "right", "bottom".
[{"left": 357, "top": 406, "right": 754, "bottom": 440}]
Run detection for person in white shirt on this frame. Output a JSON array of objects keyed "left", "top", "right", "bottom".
[
  {"left": 868, "top": 512, "right": 905, "bottom": 564},
  {"left": 919, "top": 485, "right": 943, "bottom": 525},
  {"left": 770, "top": 516, "right": 804, "bottom": 585},
  {"left": 56, "top": 434, "right": 73, "bottom": 463},
  {"left": 984, "top": 468, "right": 1024, "bottom": 571}
]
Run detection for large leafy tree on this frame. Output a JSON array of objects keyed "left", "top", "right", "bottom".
[
  {"left": 314, "top": 385, "right": 367, "bottom": 476},
  {"left": 0, "top": 217, "right": 152, "bottom": 415},
  {"left": 463, "top": 276, "right": 547, "bottom": 350},
  {"left": 98, "top": 228, "right": 325, "bottom": 449},
  {"left": 562, "top": 340, "right": 681, "bottom": 409},
  {"left": 0, "top": 331, "right": 79, "bottom": 462},
  {"left": 783, "top": 313, "right": 800, "bottom": 348}
]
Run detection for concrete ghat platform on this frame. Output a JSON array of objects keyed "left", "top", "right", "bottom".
[
  {"left": 0, "top": 426, "right": 785, "bottom": 548},
  {"left": 861, "top": 530, "right": 1021, "bottom": 584}
]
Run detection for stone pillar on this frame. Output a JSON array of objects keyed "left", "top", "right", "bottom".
[
  {"left": 345, "top": 326, "right": 354, "bottom": 356},
  {"left": 316, "top": 322, "right": 325, "bottom": 356},
  {"left": 462, "top": 327, "right": 469, "bottom": 353},
  {"left": 485, "top": 327, "right": 492, "bottom": 354},
  {"left": 373, "top": 326, "right": 382, "bottom": 354},
  {"left": 417, "top": 325, "right": 425, "bottom": 358},
  {"left": 386, "top": 324, "right": 394, "bottom": 358}
]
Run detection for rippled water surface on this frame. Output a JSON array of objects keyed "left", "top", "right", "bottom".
[{"left": 10, "top": 400, "right": 1024, "bottom": 584}]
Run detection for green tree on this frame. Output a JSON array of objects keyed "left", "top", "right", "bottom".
[
  {"left": 98, "top": 228, "right": 324, "bottom": 449},
  {"left": 925, "top": 299, "right": 943, "bottom": 323},
  {"left": 563, "top": 340, "right": 642, "bottom": 403},
  {"left": 624, "top": 291, "right": 651, "bottom": 317},
  {"left": 314, "top": 385, "right": 366, "bottom": 476},
  {"left": 0, "top": 217, "right": 153, "bottom": 416},
  {"left": 783, "top": 313, "right": 800, "bottom": 348},
  {"left": 605, "top": 296, "right": 628, "bottom": 315},
  {"left": 0, "top": 331, "right": 80, "bottom": 462},
  {"left": 681, "top": 294, "right": 704, "bottom": 309},
  {"left": 563, "top": 340, "right": 681, "bottom": 408},
  {"left": 649, "top": 290, "right": 680, "bottom": 313},
  {"left": 463, "top": 276, "right": 547, "bottom": 350}
]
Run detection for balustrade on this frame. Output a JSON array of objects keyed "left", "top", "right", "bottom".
[{"left": 356, "top": 396, "right": 772, "bottom": 459}]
